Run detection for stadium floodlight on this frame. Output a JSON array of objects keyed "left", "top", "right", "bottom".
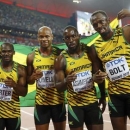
[{"left": 73, "top": 0, "right": 81, "bottom": 3}]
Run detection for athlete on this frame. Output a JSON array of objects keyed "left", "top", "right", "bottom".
[
  {"left": 90, "top": 9, "right": 130, "bottom": 130},
  {"left": 0, "top": 42, "right": 27, "bottom": 130},
  {"left": 26, "top": 26, "right": 66, "bottom": 130},
  {"left": 54, "top": 25, "right": 107, "bottom": 130}
]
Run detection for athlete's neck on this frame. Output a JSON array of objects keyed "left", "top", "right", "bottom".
[
  {"left": 39, "top": 46, "right": 52, "bottom": 56},
  {"left": 101, "top": 28, "right": 114, "bottom": 41},
  {"left": 1, "top": 60, "right": 14, "bottom": 71},
  {"left": 68, "top": 45, "right": 82, "bottom": 58}
]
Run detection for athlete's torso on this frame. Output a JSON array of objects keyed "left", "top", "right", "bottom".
[
  {"left": 33, "top": 48, "right": 64, "bottom": 105},
  {"left": 62, "top": 50, "right": 97, "bottom": 106},
  {"left": 95, "top": 27, "right": 130, "bottom": 94},
  {"left": 0, "top": 62, "right": 20, "bottom": 118}
]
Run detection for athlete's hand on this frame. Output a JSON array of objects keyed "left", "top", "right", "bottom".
[
  {"left": 117, "top": 9, "right": 130, "bottom": 19},
  {"left": 31, "top": 68, "right": 43, "bottom": 81},
  {"left": 98, "top": 98, "right": 106, "bottom": 113},
  {"left": 93, "top": 70, "right": 107, "bottom": 83},
  {"left": 4, "top": 76, "right": 17, "bottom": 88},
  {"left": 66, "top": 71, "right": 77, "bottom": 83}
]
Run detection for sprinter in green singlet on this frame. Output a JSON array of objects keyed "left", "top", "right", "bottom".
[
  {"left": 0, "top": 43, "right": 27, "bottom": 130},
  {"left": 90, "top": 9, "right": 130, "bottom": 130}
]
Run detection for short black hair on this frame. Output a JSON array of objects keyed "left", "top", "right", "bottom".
[
  {"left": 63, "top": 25, "right": 78, "bottom": 34},
  {"left": 90, "top": 10, "right": 108, "bottom": 22},
  {"left": 1, "top": 42, "right": 14, "bottom": 51}
]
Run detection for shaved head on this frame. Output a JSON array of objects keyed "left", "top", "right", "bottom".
[{"left": 38, "top": 26, "right": 52, "bottom": 34}]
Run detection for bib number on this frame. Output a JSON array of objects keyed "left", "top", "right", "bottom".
[
  {"left": 37, "top": 70, "right": 55, "bottom": 88},
  {"left": 105, "top": 56, "right": 130, "bottom": 81},
  {"left": 0, "top": 83, "right": 13, "bottom": 101},
  {"left": 72, "top": 70, "right": 93, "bottom": 92}
]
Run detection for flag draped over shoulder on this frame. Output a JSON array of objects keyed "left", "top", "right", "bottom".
[{"left": 0, "top": 18, "right": 119, "bottom": 107}]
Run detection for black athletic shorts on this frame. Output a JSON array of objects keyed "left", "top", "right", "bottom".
[
  {"left": 108, "top": 94, "right": 130, "bottom": 117},
  {"left": 68, "top": 101, "right": 103, "bottom": 128},
  {"left": 34, "top": 103, "right": 66, "bottom": 125},
  {"left": 0, "top": 117, "right": 21, "bottom": 130}
]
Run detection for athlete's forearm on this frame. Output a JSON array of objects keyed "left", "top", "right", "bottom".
[
  {"left": 27, "top": 76, "right": 35, "bottom": 85},
  {"left": 55, "top": 79, "right": 67, "bottom": 92},
  {"left": 13, "top": 84, "right": 28, "bottom": 97},
  {"left": 98, "top": 80, "right": 106, "bottom": 99}
]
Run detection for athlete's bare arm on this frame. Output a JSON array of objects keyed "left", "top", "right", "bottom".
[
  {"left": 54, "top": 54, "right": 77, "bottom": 92},
  {"left": 26, "top": 52, "right": 43, "bottom": 85},
  {"left": 117, "top": 9, "right": 130, "bottom": 43},
  {"left": 87, "top": 45, "right": 107, "bottom": 80},
  {"left": 4, "top": 64, "right": 27, "bottom": 96},
  {"left": 54, "top": 55, "right": 67, "bottom": 92},
  {"left": 87, "top": 45, "right": 107, "bottom": 113}
]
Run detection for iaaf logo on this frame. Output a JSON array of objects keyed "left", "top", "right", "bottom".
[{"left": 106, "top": 56, "right": 124, "bottom": 68}]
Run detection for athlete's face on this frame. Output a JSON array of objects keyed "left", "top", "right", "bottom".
[
  {"left": 63, "top": 28, "right": 80, "bottom": 51},
  {"left": 38, "top": 28, "right": 53, "bottom": 48},
  {"left": 90, "top": 13, "right": 110, "bottom": 36},
  {"left": 1, "top": 45, "right": 15, "bottom": 62}
]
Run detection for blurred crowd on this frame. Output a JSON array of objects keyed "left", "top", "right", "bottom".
[{"left": 0, "top": 2, "right": 69, "bottom": 45}]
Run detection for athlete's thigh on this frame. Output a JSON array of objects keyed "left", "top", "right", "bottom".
[
  {"left": 34, "top": 105, "right": 51, "bottom": 125},
  {"left": 84, "top": 102, "right": 103, "bottom": 128},
  {"left": 68, "top": 105, "right": 84, "bottom": 128},
  {"left": 6, "top": 117, "right": 21, "bottom": 130},
  {"left": 51, "top": 103, "right": 66, "bottom": 123},
  {"left": 0, "top": 118, "right": 5, "bottom": 130},
  {"left": 108, "top": 94, "right": 126, "bottom": 117}
]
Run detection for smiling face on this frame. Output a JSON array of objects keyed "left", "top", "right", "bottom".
[
  {"left": 63, "top": 27, "right": 80, "bottom": 51},
  {"left": 38, "top": 27, "right": 53, "bottom": 49},
  {"left": 90, "top": 13, "right": 111, "bottom": 36}
]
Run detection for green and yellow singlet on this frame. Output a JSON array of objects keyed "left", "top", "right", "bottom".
[
  {"left": 95, "top": 27, "right": 130, "bottom": 94},
  {"left": 62, "top": 50, "right": 97, "bottom": 106},
  {"left": 33, "top": 48, "right": 64, "bottom": 105},
  {"left": 0, "top": 62, "right": 20, "bottom": 118}
]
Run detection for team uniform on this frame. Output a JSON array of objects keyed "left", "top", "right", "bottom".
[
  {"left": 94, "top": 27, "right": 130, "bottom": 117},
  {"left": 0, "top": 62, "right": 21, "bottom": 130},
  {"left": 61, "top": 50, "right": 103, "bottom": 128},
  {"left": 33, "top": 47, "right": 66, "bottom": 125}
]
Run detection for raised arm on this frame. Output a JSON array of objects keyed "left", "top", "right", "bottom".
[{"left": 117, "top": 9, "right": 130, "bottom": 43}]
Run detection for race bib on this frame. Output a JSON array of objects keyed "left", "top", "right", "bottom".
[
  {"left": 0, "top": 83, "right": 13, "bottom": 101},
  {"left": 72, "top": 70, "right": 93, "bottom": 92},
  {"left": 37, "top": 70, "right": 55, "bottom": 88},
  {"left": 105, "top": 56, "right": 130, "bottom": 81}
]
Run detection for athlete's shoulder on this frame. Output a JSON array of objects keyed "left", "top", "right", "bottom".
[{"left": 52, "top": 46, "right": 64, "bottom": 56}]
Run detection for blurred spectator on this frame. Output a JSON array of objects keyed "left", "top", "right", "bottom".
[{"left": 0, "top": 2, "right": 69, "bottom": 44}]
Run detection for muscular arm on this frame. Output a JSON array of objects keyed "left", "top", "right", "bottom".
[
  {"left": 87, "top": 45, "right": 106, "bottom": 99},
  {"left": 118, "top": 9, "right": 130, "bottom": 43},
  {"left": 26, "top": 52, "right": 35, "bottom": 84},
  {"left": 14, "top": 65, "right": 27, "bottom": 96},
  {"left": 54, "top": 55, "right": 67, "bottom": 92}
]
